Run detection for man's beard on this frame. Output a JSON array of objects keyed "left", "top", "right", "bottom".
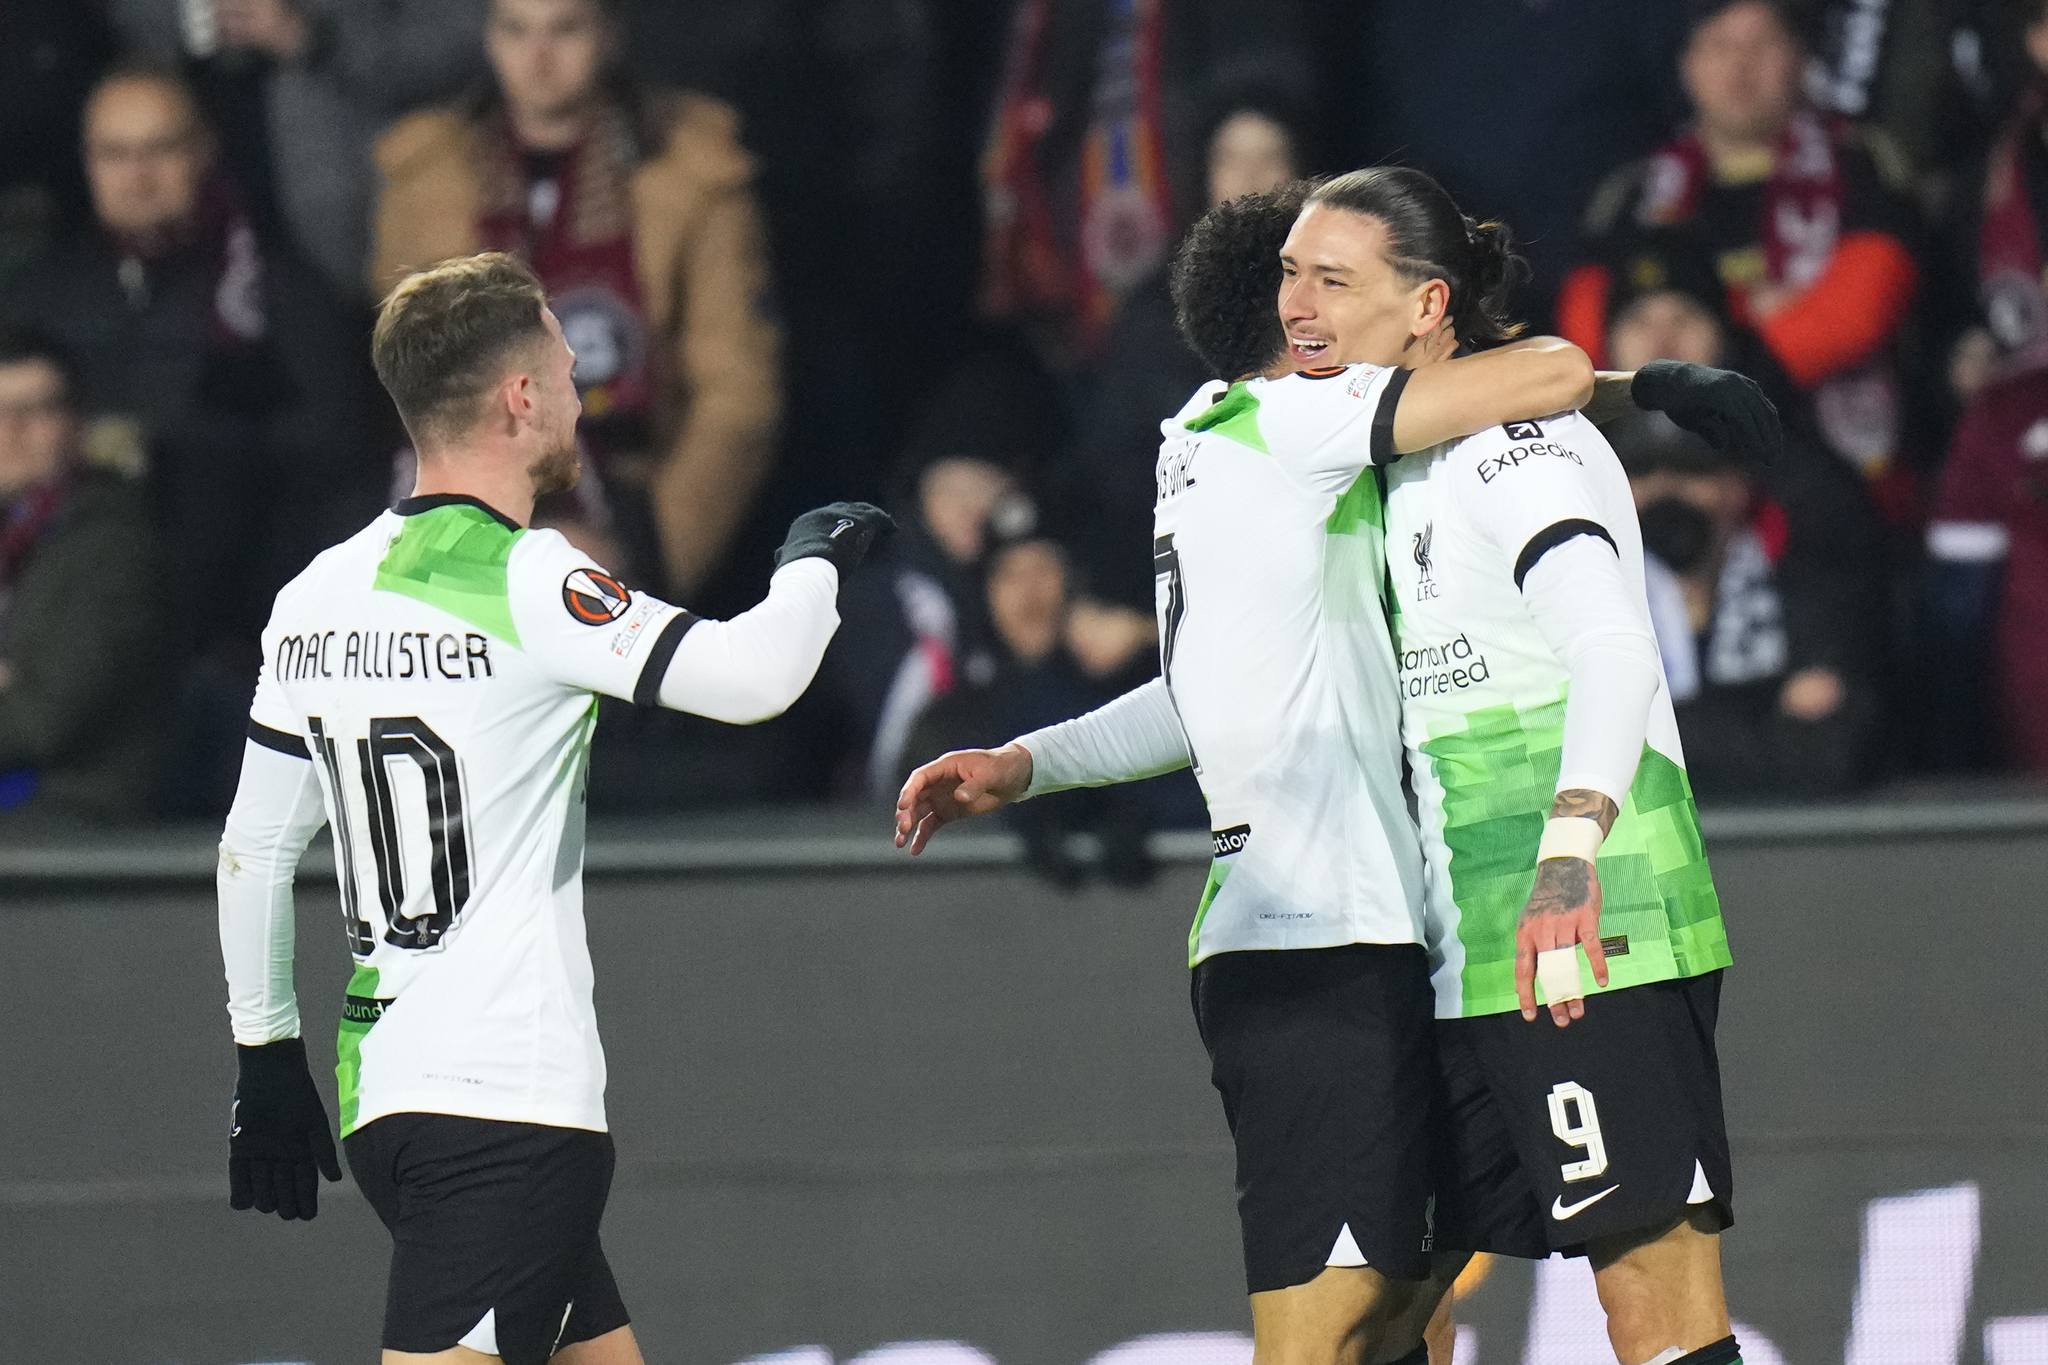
[{"left": 528, "top": 439, "right": 581, "bottom": 499}]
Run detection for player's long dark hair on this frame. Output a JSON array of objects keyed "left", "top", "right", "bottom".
[{"left": 1306, "top": 167, "right": 1528, "bottom": 348}]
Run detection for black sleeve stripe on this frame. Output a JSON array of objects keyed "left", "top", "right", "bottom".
[
  {"left": 1513, "top": 518, "right": 1618, "bottom": 591},
  {"left": 247, "top": 720, "right": 310, "bottom": 759},
  {"left": 1368, "top": 366, "right": 1414, "bottom": 468},
  {"left": 632, "top": 610, "right": 701, "bottom": 709}
]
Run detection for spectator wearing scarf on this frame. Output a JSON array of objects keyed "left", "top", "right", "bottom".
[
  {"left": 1560, "top": 0, "right": 1921, "bottom": 522},
  {"left": 370, "top": 0, "right": 781, "bottom": 601},
  {"left": 0, "top": 328, "right": 167, "bottom": 824}
]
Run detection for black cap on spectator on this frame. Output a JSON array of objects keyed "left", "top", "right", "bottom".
[
  {"left": 1604, "top": 233, "right": 1731, "bottom": 329},
  {"left": 0, "top": 325, "right": 84, "bottom": 411}
]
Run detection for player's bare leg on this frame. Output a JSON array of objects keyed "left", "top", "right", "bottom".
[
  {"left": 1587, "top": 1209, "right": 1731, "bottom": 1364},
  {"left": 1250, "top": 1265, "right": 1400, "bottom": 1365},
  {"left": 382, "top": 1324, "right": 644, "bottom": 1365},
  {"left": 1358, "top": 1251, "right": 1467, "bottom": 1365}
]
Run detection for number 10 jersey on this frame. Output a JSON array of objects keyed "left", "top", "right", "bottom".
[{"left": 248, "top": 495, "right": 692, "bottom": 1137}]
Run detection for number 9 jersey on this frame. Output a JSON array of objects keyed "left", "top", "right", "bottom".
[{"left": 227, "top": 495, "right": 729, "bottom": 1137}]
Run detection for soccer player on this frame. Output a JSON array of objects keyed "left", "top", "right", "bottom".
[
  {"left": 215, "top": 252, "right": 891, "bottom": 1365},
  {"left": 895, "top": 183, "right": 1767, "bottom": 1365},
  {"left": 1294, "top": 169, "right": 1744, "bottom": 1365}
]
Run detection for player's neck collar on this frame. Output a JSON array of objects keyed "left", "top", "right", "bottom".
[{"left": 394, "top": 493, "right": 522, "bottom": 532}]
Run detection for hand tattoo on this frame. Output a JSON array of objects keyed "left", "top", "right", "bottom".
[
  {"left": 1551, "top": 788, "right": 1619, "bottom": 835},
  {"left": 1523, "top": 856, "right": 1594, "bottom": 921}
]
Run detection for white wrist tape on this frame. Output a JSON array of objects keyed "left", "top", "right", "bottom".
[
  {"left": 1537, "top": 815, "right": 1604, "bottom": 864},
  {"left": 1536, "top": 946, "right": 1585, "bottom": 1004}
]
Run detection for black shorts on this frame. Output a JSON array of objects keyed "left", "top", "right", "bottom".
[
  {"left": 344, "top": 1112, "right": 631, "bottom": 1365},
  {"left": 1433, "top": 971, "right": 1734, "bottom": 1260},
  {"left": 1191, "top": 944, "right": 1437, "bottom": 1291}
]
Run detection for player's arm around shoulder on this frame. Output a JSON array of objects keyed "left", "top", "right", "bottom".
[{"left": 1389, "top": 337, "right": 1596, "bottom": 457}]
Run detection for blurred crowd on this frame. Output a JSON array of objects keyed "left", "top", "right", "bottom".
[{"left": 5, "top": 0, "right": 2048, "bottom": 840}]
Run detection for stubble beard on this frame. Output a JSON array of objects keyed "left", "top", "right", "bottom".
[{"left": 528, "top": 433, "right": 581, "bottom": 500}]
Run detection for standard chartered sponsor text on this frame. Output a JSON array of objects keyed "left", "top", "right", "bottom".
[{"left": 1397, "top": 632, "right": 1491, "bottom": 698}]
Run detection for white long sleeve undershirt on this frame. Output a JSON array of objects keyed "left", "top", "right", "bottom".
[
  {"left": 658, "top": 558, "right": 841, "bottom": 723},
  {"left": 1014, "top": 677, "right": 1192, "bottom": 799},
  {"left": 218, "top": 743, "right": 328, "bottom": 1045},
  {"left": 1519, "top": 533, "right": 1665, "bottom": 808}
]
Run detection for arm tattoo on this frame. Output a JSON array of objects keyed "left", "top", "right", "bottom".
[
  {"left": 1581, "top": 372, "right": 1637, "bottom": 427},
  {"left": 1552, "top": 788, "right": 1620, "bottom": 835},
  {"left": 1524, "top": 856, "right": 1595, "bottom": 920}
]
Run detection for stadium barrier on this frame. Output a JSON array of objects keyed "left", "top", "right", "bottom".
[{"left": 3, "top": 787, "right": 2046, "bottom": 1364}]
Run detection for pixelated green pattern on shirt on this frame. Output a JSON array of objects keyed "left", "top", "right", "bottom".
[
  {"left": 1184, "top": 383, "right": 1268, "bottom": 453},
  {"left": 1188, "top": 857, "right": 1231, "bottom": 966},
  {"left": 1421, "top": 692, "right": 1730, "bottom": 1016},
  {"left": 335, "top": 963, "right": 382, "bottom": 1137},
  {"left": 373, "top": 503, "right": 525, "bottom": 646}
]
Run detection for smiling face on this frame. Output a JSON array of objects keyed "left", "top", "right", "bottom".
[{"left": 1277, "top": 205, "right": 1451, "bottom": 370}]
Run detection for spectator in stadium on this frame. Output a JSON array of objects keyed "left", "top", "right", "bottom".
[
  {"left": 0, "top": 59, "right": 373, "bottom": 813},
  {"left": 0, "top": 2, "right": 116, "bottom": 285},
  {"left": 1601, "top": 242, "right": 1887, "bottom": 797},
  {"left": 901, "top": 535, "right": 1162, "bottom": 886},
  {"left": 977, "top": 0, "right": 1312, "bottom": 373},
  {"left": 1947, "top": 0, "right": 2048, "bottom": 404},
  {"left": 1925, "top": 367, "right": 2048, "bottom": 772},
  {"left": 370, "top": 0, "right": 780, "bottom": 601},
  {"left": 0, "top": 329, "right": 166, "bottom": 825},
  {"left": 1560, "top": 0, "right": 1922, "bottom": 519},
  {"left": 1045, "top": 94, "right": 1309, "bottom": 626},
  {"left": 112, "top": 0, "right": 488, "bottom": 297},
  {"left": 829, "top": 352, "right": 1046, "bottom": 800}
]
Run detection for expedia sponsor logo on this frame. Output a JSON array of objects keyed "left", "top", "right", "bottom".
[
  {"left": 1504, "top": 420, "right": 1544, "bottom": 440},
  {"left": 1477, "top": 439, "right": 1581, "bottom": 483},
  {"left": 563, "top": 567, "right": 631, "bottom": 625},
  {"left": 1212, "top": 823, "right": 1252, "bottom": 857},
  {"left": 1397, "top": 632, "right": 1492, "bottom": 697}
]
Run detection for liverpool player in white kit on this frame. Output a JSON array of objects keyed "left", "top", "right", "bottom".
[{"left": 215, "top": 253, "right": 891, "bottom": 1364}]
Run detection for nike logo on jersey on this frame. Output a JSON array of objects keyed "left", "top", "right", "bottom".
[{"left": 1551, "top": 1184, "right": 1620, "bottom": 1220}]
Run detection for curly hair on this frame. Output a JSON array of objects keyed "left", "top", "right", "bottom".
[{"left": 1170, "top": 181, "right": 1313, "bottom": 381}]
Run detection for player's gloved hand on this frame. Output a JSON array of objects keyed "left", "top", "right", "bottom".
[
  {"left": 229, "top": 1037, "right": 342, "bottom": 1221},
  {"left": 775, "top": 501, "right": 896, "bottom": 575},
  {"left": 1631, "top": 359, "right": 1783, "bottom": 468}
]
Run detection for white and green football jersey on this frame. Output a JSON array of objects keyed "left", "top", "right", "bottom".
[
  {"left": 1155, "top": 365, "right": 1426, "bottom": 965},
  {"left": 246, "top": 495, "right": 700, "bottom": 1137},
  {"left": 1381, "top": 414, "right": 1731, "bottom": 1019}
]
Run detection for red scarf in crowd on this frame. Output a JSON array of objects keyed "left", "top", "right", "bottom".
[
  {"left": 105, "top": 172, "right": 267, "bottom": 349},
  {"left": 1977, "top": 85, "right": 2048, "bottom": 367},
  {"left": 476, "top": 107, "right": 652, "bottom": 436},
  {"left": 1637, "top": 109, "right": 1847, "bottom": 299},
  {"left": 979, "top": 0, "right": 1174, "bottom": 358}
]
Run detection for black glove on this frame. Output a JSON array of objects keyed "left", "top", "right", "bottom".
[
  {"left": 1631, "top": 359, "right": 1783, "bottom": 468},
  {"left": 229, "top": 1038, "right": 341, "bottom": 1221},
  {"left": 775, "top": 501, "right": 896, "bottom": 575}
]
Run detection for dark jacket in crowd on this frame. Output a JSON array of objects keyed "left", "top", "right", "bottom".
[
  {"left": 1, "top": 223, "right": 375, "bottom": 657},
  {"left": 1619, "top": 411, "right": 1889, "bottom": 797},
  {"left": 1043, "top": 265, "right": 1210, "bottom": 613},
  {"left": 0, "top": 1, "right": 115, "bottom": 283},
  {"left": 0, "top": 470, "right": 166, "bottom": 823}
]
